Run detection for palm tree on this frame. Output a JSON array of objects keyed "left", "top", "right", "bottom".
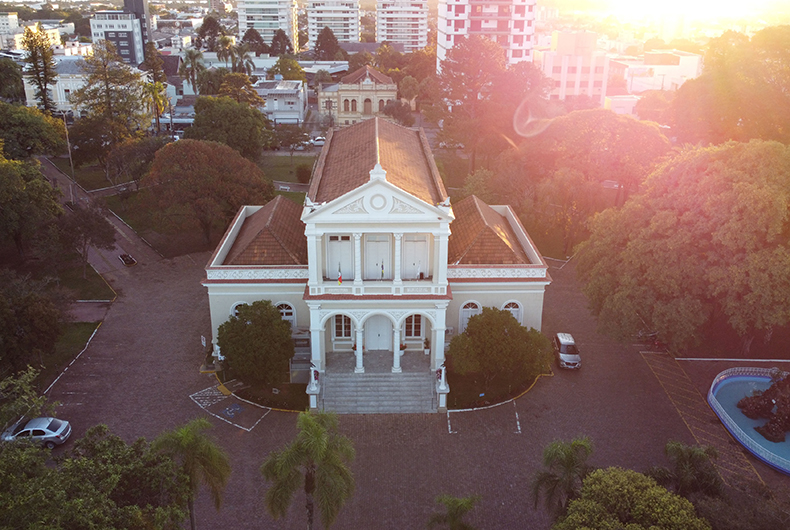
[
  {"left": 646, "top": 441, "right": 722, "bottom": 498},
  {"left": 261, "top": 411, "right": 355, "bottom": 529},
  {"left": 231, "top": 43, "right": 255, "bottom": 76},
  {"left": 179, "top": 48, "right": 206, "bottom": 95},
  {"left": 141, "top": 81, "right": 167, "bottom": 134},
  {"left": 427, "top": 494, "right": 481, "bottom": 530},
  {"left": 216, "top": 36, "right": 234, "bottom": 68},
  {"left": 531, "top": 436, "right": 593, "bottom": 519},
  {"left": 153, "top": 418, "right": 231, "bottom": 530}
]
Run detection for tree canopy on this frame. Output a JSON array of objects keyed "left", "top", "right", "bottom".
[
  {"left": 217, "top": 300, "right": 294, "bottom": 386},
  {"left": 0, "top": 58, "right": 25, "bottom": 103},
  {"left": 141, "top": 42, "right": 167, "bottom": 84},
  {"left": 217, "top": 72, "right": 264, "bottom": 106},
  {"left": 267, "top": 55, "right": 306, "bottom": 82},
  {"left": 576, "top": 140, "right": 790, "bottom": 354},
  {"left": 144, "top": 139, "right": 274, "bottom": 244},
  {"left": 179, "top": 48, "right": 206, "bottom": 94},
  {"left": 314, "top": 26, "right": 342, "bottom": 61},
  {"left": 56, "top": 200, "right": 117, "bottom": 279},
  {"left": 553, "top": 468, "right": 711, "bottom": 530},
  {"left": 270, "top": 29, "right": 293, "bottom": 56},
  {"left": 0, "top": 102, "right": 65, "bottom": 160},
  {"left": 185, "top": 96, "right": 274, "bottom": 159},
  {"left": 242, "top": 28, "right": 269, "bottom": 56},
  {"left": 670, "top": 26, "right": 790, "bottom": 145},
  {"left": 196, "top": 15, "right": 224, "bottom": 51},
  {"left": 447, "top": 307, "right": 551, "bottom": 394}
]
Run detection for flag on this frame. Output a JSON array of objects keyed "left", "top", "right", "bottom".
[
  {"left": 381, "top": 262, "right": 384, "bottom": 279},
  {"left": 338, "top": 262, "right": 342, "bottom": 285}
]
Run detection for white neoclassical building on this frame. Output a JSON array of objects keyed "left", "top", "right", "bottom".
[{"left": 204, "top": 118, "right": 550, "bottom": 410}]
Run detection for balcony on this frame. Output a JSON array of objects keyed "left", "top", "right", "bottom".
[{"left": 308, "top": 278, "right": 446, "bottom": 297}]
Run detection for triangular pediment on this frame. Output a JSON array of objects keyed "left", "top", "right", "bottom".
[{"left": 302, "top": 178, "right": 453, "bottom": 225}]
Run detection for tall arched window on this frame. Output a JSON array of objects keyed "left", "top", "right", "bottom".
[
  {"left": 378, "top": 99, "right": 385, "bottom": 112},
  {"left": 363, "top": 98, "right": 372, "bottom": 115},
  {"left": 277, "top": 303, "right": 295, "bottom": 330},
  {"left": 351, "top": 99, "right": 357, "bottom": 112},
  {"left": 503, "top": 301, "right": 522, "bottom": 324},
  {"left": 343, "top": 99, "right": 350, "bottom": 112},
  {"left": 460, "top": 302, "right": 481, "bottom": 332}
]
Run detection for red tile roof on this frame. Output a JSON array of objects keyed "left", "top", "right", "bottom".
[
  {"left": 340, "top": 65, "right": 394, "bottom": 85},
  {"left": 224, "top": 196, "right": 307, "bottom": 265},
  {"left": 448, "top": 196, "right": 530, "bottom": 265},
  {"left": 308, "top": 117, "right": 448, "bottom": 205}
]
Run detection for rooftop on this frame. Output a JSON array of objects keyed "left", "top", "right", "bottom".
[{"left": 448, "top": 196, "right": 530, "bottom": 265}]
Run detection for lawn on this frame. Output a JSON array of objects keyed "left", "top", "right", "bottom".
[
  {"left": 48, "top": 157, "right": 122, "bottom": 191},
  {"left": 259, "top": 154, "right": 317, "bottom": 183},
  {"left": 37, "top": 322, "right": 100, "bottom": 390},
  {"left": 276, "top": 190, "right": 306, "bottom": 204},
  {"left": 58, "top": 263, "right": 116, "bottom": 301}
]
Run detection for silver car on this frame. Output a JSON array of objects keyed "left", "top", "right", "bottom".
[
  {"left": 2, "top": 417, "right": 72, "bottom": 449},
  {"left": 553, "top": 333, "right": 582, "bottom": 370}
]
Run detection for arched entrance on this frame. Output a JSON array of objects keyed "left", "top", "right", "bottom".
[{"left": 363, "top": 98, "right": 373, "bottom": 115}]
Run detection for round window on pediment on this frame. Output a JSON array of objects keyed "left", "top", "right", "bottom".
[{"left": 369, "top": 194, "right": 387, "bottom": 211}]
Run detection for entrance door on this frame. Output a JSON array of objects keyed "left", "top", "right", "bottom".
[
  {"left": 365, "top": 315, "right": 392, "bottom": 350},
  {"left": 365, "top": 235, "right": 391, "bottom": 280}
]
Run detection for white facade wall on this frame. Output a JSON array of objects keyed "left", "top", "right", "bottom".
[
  {"left": 537, "top": 49, "right": 609, "bottom": 106},
  {"left": 23, "top": 57, "right": 86, "bottom": 112},
  {"left": 437, "top": 0, "right": 537, "bottom": 68},
  {"left": 307, "top": 0, "right": 360, "bottom": 45},
  {"left": 237, "top": 0, "right": 298, "bottom": 51},
  {"left": 90, "top": 11, "right": 145, "bottom": 65},
  {"left": 376, "top": 0, "right": 428, "bottom": 53},
  {"left": 0, "top": 12, "right": 19, "bottom": 33}
]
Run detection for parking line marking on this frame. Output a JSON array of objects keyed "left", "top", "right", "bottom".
[
  {"left": 513, "top": 401, "right": 522, "bottom": 434},
  {"left": 446, "top": 411, "right": 456, "bottom": 434}
]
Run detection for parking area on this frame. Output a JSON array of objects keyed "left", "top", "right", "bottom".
[{"left": 44, "top": 245, "right": 783, "bottom": 528}]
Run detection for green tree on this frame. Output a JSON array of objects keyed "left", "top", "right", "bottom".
[
  {"left": 218, "top": 300, "right": 294, "bottom": 385},
  {"left": 348, "top": 51, "right": 373, "bottom": 73},
  {"left": 270, "top": 28, "right": 293, "bottom": 56},
  {"left": 216, "top": 35, "right": 234, "bottom": 68},
  {"left": 382, "top": 100, "right": 414, "bottom": 126},
  {"left": 106, "top": 136, "right": 170, "bottom": 191},
  {"left": 21, "top": 24, "right": 58, "bottom": 113},
  {"left": 153, "top": 418, "right": 231, "bottom": 530},
  {"left": 553, "top": 468, "right": 711, "bottom": 530},
  {"left": 446, "top": 307, "right": 551, "bottom": 394},
  {"left": 0, "top": 154, "right": 62, "bottom": 255},
  {"left": 634, "top": 89, "right": 674, "bottom": 123},
  {"left": 275, "top": 123, "right": 310, "bottom": 162},
  {"left": 196, "top": 66, "right": 229, "bottom": 96},
  {"left": 179, "top": 48, "right": 206, "bottom": 94},
  {"left": 144, "top": 139, "right": 274, "bottom": 244},
  {"left": 69, "top": 40, "right": 146, "bottom": 165},
  {"left": 314, "top": 26, "right": 342, "bottom": 61},
  {"left": 196, "top": 15, "right": 224, "bottom": 51},
  {"left": 0, "top": 58, "right": 25, "bottom": 103},
  {"left": 0, "top": 367, "right": 56, "bottom": 430},
  {"left": 0, "top": 271, "right": 62, "bottom": 375},
  {"left": 268, "top": 55, "right": 306, "bottom": 82},
  {"left": 427, "top": 494, "right": 481, "bottom": 530},
  {"left": 218, "top": 72, "right": 264, "bottom": 105},
  {"left": 230, "top": 43, "right": 255, "bottom": 76},
  {"left": 646, "top": 441, "right": 722, "bottom": 499},
  {"left": 0, "top": 101, "right": 65, "bottom": 160},
  {"left": 313, "top": 69, "right": 333, "bottom": 87},
  {"left": 186, "top": 96, "right": 274, "bottom": 159},
  {"left": 57, "top": 200, "right": 117, "bottom": 279},
  {"left": 141, "top": 42, "right": 167, "bottom": 84},
  {"left": 242, "top": 27, "right": 269, "bottom": 56},
  {"left": 398, "top": 75, "right": 419, "bottom": 106},
  {"left": 531, "top": 437, "right": 594, "bottom": 519},
  {"left": 575, "top": 140, "right": 790, "bottom": 354},
  {"left": 261, "top": 411, "right": 355, "bottom": 530}
]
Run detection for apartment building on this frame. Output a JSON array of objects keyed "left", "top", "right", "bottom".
[
  {"left": 90, "top": 11, "right": 146, "bottom": 65},
  {"left": 237, "top": 0, "right": 298, "bottom": 51},
  {"left": 534, "top": 31, "right": 609, "bottom": 106},
  {"left": 376, "top": 0, "right": 428, "bottom": 53},
  {"left": 437, "top": 0, "right": 537, "bottom": 68},
  {"left": 307, "top": 0, "right": 360, "bottom": 45}
]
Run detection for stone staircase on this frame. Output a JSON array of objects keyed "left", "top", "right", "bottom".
[{"left": 321, "top": 372, "right": 437, "bottom": 414}]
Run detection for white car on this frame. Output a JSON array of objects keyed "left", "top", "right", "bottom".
[
  {"left": 2, "top": 417, "right": 72, "bottom": 449},
  {"left": 312, "top": 136, "right": 326, "bottom": 147}
]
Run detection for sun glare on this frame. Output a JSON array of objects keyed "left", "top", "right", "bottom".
[{"left": 605, "top": 0, "right": 769, "bottom": 21}]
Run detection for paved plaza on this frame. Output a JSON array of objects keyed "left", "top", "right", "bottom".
[{"left": 40, "top": 183, "right": 788, "bottom": 528}]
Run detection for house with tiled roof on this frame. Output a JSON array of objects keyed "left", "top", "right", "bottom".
[
  {"left": 204, "top": 118, "right": 550, "bottom": 412},
  {"left": 316, "top": 65, "right": 398, "bottom": 127}
]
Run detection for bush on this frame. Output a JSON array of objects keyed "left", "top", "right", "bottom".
[
  {"left": 295, "top": 163, "right": 311, "bottom": 184},
  {"left": 217, "top": 300, "right": 293, "bottom": 386}
]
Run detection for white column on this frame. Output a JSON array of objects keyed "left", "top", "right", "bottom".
[
  {"left": 309, "top": 305, "right": 323, "bottom": 371},
  {"left": 353, "top": 233, "right": 362, "bottom": 285},
  {"left": 436, "top": 234, "right": 449, "bottom": 286},
  {"left": 392, "top": 324, "right": 402, "bottom": 373},
  {"left": 306, "top": 233, "right": 320, "bottom": 286},
  {"left": 354, "top": 327, "right": 364, "bottom": 373},
  {"left": 433, "top": 302, "right": 448, "bottom": 370},
  {"left": 394, "top": 233, "right": 402, "bottom": 285}
]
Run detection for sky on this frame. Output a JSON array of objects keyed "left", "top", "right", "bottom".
[{"left": 545, "top": 0, "right": 784, "bottom": 21}]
